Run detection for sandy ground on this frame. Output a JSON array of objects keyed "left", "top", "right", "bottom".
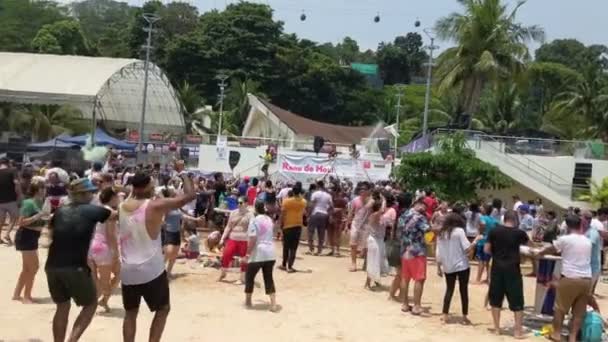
[{"left": 1, "top": 237, "right": 607, "bottom": 342}]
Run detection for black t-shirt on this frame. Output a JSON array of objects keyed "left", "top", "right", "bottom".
[
  {"left": 45, "top": 204, "right": 111, "bottom": 270},
  {"left": 487, "top": 225, "right": 529, "bottom": 274},
  {"left": 195, "top": 191, "right": 211, "bottom": 217},
  {"left": 0, "top": 168, "right": 17, "bottom": 203}
]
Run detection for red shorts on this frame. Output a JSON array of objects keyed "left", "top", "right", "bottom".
[{"left": 401, "top": 256, "right": 427, "bottom": 281}]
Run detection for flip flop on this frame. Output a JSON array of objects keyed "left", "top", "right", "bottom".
[{"left": 401, "top": 305, "right": 412, "bottom": 313}]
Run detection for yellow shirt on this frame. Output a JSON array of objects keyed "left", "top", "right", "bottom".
[{"left": 281, "top": 197, "right": 307, "bottom": 229}]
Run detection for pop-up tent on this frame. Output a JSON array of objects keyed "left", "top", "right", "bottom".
[
  {"left": 28, "top": 134, "right": 78, "bottom": 149},
  {"left": 59, "top": 128, "right": 135, "bottom": 150}
]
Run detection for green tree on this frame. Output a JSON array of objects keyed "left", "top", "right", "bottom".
[
  {"left": 224, "top": 78, "right": 264, "bottom": 134},
  {"left": 578, "top": 177, "right": 608, "bottom": 208},
  {"left": 552, "top": 65, "right": 608, "bottom": 141},
  {"left": 165, "top": 2, "right": 281, "bottom": 102},
  {"left": 0, "top": 0, "right": 67, "bottom": 52},
  {"left": 71, "top": 0, "right": 134, "bottom": 57},
  {"left": 535, "top": 39, "right": 608, "bottom": 73},
  {"left": 377, "top": 33, "right": 427, "bottom": 85},
  {"left": 396, "top": 132, "right": 511, "bottom": 201},
  {"left": 7, "top": 105, "right": 88, "bottom": 141},
  {"left": 128, "top": 1, "right": 199, "bottom": 65},
  {"left": 31, "top": 20, "right": 90, "bottom": 55},
  {"left": 434, "top": 0, "right": 544, "bottom": 116}
]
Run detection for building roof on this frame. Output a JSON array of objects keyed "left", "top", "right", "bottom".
[
  {"left": 0, "top": 52, "right": 184, "bottom": 132},
  {"left": 257, "top": 98, "right": 383, "bottom": 144}
]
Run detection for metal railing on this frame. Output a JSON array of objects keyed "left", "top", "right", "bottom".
[{"left": 432, "top": 129, "right": 580, "bottom": 198}]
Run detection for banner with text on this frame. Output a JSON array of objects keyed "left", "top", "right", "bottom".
[{"left": 276, "top": 154, "right": 391, "bottom": 185}]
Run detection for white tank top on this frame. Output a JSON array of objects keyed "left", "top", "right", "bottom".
[{"left": 119, "top": 199, "right": 165, "bottom": 285}]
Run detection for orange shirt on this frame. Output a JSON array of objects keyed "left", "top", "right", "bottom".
[{"left": 281, "top": 196, "right": 307, "bottom": 229}]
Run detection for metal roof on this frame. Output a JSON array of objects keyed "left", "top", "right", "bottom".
[{"left": 0, "top": 52, "right": 185, "bottom": 132}]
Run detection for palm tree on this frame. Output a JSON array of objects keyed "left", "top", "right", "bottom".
[
  {"left": 434, "top": 0, "right": 544, "bottom": 116},
  {"left": 552, "top": 65, "right": 608, "bottom": 141},
  {"left": 476, "top": 82, "right": 525, "bottom": 134},
  {"left": 223, "top": 78, "right": 264, "bottom": 134},
  {"left": 9, "top": 105, "right": 88, "bottom": 141},
  {"left": 578, "top": 177, "right": 608, "bottom": 208}
]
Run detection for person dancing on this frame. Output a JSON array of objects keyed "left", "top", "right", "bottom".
[
  {"left": 45, "top": 179, "right": 115, "bottom": 342},
  {"left": 88, "top": 187, "right": 120, "bottom": 312},
  {"left": 13, "top": 181, "right": 48, "bottom": 303},
  {"left": 219, "top": 197, "right": 253, "bottom": 283},
  {"left": 244, "top": 201, "right": 278, "bottom": 312},
  {"left": 278, "top": 183, "right": 306, "bottom": 272},
  {"left": 119, "top": 167, "right": 196, "bottom": 342}
]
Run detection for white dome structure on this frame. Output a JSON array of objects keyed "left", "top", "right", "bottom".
[{"left": 0, "top": 52, "right": 185, "bottom": 134}]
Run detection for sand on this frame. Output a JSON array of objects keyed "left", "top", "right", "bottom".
[{"left": 1, "top": 239, "right": 607, "bottom": 342}]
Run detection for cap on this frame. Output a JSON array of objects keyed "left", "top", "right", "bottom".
[
  {"left": 519, "top": 204, "right": 530, "bottom": 213},
  {"left": 243, "top": 176, "right": 250, "bottom": 182},
  {"left": 68, "top": 178, "right": 98, "bottom": 194}
]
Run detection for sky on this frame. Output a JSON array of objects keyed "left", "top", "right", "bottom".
[{"left": 60, "top": 0, "right": 608, "bottom": 54}]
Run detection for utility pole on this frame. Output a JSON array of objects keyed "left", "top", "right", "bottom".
[
  {"left": 394, "top": 88, "right": 404, "bottom": 154},
  {"left": 138, "top": 13, "right": 160, "bottom": 159},
  {"left": 422, "top": 28, "right": 439, "bottom": 138},
  {"left": 216, "top": 74, "right": 229, "bottom": 141}
]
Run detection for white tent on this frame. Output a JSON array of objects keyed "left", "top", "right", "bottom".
[{"left": 0, "top": 52, "right": 185, "bottom": 133}]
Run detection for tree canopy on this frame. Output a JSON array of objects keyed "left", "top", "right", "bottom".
[{"left": 0, "top": 0, "right": 607, "bottom": 144}]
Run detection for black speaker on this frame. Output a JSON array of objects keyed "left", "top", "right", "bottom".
[
  {"left": 377, "top": 139, "right": 391, "bottom": 159},
  {"left": 229, "top": 151, "right": 241, "bottom": 170},
  {"left": 179, "top": 147, "right": 190, "bottom": 160},
  {"left": 313, "top": 136, "right": 324, "bottom": 154},
  {"left": 574, "top": 163, "right": 592, "bottom": 179}
]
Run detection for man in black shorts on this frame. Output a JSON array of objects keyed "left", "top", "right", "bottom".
[
  {"left": 484, "top": 210, "right": 530, "bottom": 339},
  {"left": 45, "top": 178, "right": 115, "bottom": 342},
  {"left": 119, "top": 163, "right": 195, "bottom": 342}
]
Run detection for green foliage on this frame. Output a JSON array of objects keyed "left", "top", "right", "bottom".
[
  {"left": 31, "top": 20, "right": 90, "bottom": 55},
  {"left": 70, "top": 0, "right": 134, "bottom": 57},
  {"left": 0, "top": 0, "right": 67, "bottom": 52},
  {"left": 396, "top": 133, "right": 512, "bottom": 202},
  {"left": 578, "top": 178, "right": 608, "bottom": 208},
  {"left": 435, "top": 0, "right": 544, "bottom": 116},
  {"left": 1, "top": 104, "right": 88, "bottom": 141},
  {"left": 536, "top": 39, "right": 608, "bottom": 73},
  {"left": 377, "top": 33, "right": 427, "bottom": 85}
]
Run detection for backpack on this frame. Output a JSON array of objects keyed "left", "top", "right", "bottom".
[{"left": 581, "top": 311, "right": 603, "bottom": 342}]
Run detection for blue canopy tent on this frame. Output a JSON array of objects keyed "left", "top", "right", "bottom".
[
  {"left": 28, "top": 134, "right": 78, "bottom": 149},
  {"left": 59, "top": 128, "right": 136, "bottom": 150}
]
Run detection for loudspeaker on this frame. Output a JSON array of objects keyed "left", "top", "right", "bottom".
[
  {"left": 228, "top": 151, "right": 241, "bottom": 170},
  {"left": 313, "top": 136, "right": 324, "bottom": 154},
  {"left": 377, "top": 139, "right": 391, "bottom": 160},
  {"left": 179, "top": 147, "right": 190, "bottom": 160}
]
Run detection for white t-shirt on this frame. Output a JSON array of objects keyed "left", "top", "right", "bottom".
[
  {"left": 553, "top": 234, "right": 592, "bottom": 278},
  {"left": 591, "top": 218, "right": 605, "bottom": 232},
  {"left": 311, "top": 190, "right": 333, "bottom": 215},
  {"left": 513, "top": 201, "right": 523, "bottom": 211},
  {"left": 277, "top": 187, "right": 291, "bottom": 201},
  {"left": 436, "top": 227, "right": 471, "bottom": 274},
  {"left": 247, "top": 215, "right": 276, "bottom": 263}
]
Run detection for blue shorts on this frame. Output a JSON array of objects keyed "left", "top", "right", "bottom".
[{"left": 476, "top": 244, "right": 491, "bottom": 262}]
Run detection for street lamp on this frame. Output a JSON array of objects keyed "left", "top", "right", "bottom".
[
  {"left": 138, "top": 13, "right": 160, "bottom": 158},
  {"left": 422, "top": 28, "right": 439, "bottom": 138},
  {"left": 216, "top": 74, "right": 229, "bottom": 140}
]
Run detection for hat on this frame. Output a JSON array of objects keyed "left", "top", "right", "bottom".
[
  {"left": 243, "top": 176, "right": 250, "bottom": 182},
  {"left": 68, "top": 178, "right": 98, "bottom": 194},
  {"left": 518, "top": 204, "right": 530, "bottom": 213}
]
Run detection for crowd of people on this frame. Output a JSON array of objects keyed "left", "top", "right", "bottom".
[{"left": 1, "top": 156, "right": 607, "bottom": 341}]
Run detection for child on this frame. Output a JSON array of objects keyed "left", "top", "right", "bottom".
[{"left": 184, "top": 229, "right": 201, "bottom": 260}]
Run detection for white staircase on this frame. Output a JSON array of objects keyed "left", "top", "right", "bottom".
[{"left": 432, "top": 130, "right": 582, "bottom": 209}]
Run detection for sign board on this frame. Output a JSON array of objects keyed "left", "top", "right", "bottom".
[
  {"left": 277, "top": 154, "right": 390, "bottom": 185},
  {"left": 216, "top": 135, "right": 227, "bottom": 160}
]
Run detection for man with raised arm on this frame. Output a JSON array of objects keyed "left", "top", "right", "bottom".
[{"left": 119, "top": 161, "right": 196, "bottom": 342}]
